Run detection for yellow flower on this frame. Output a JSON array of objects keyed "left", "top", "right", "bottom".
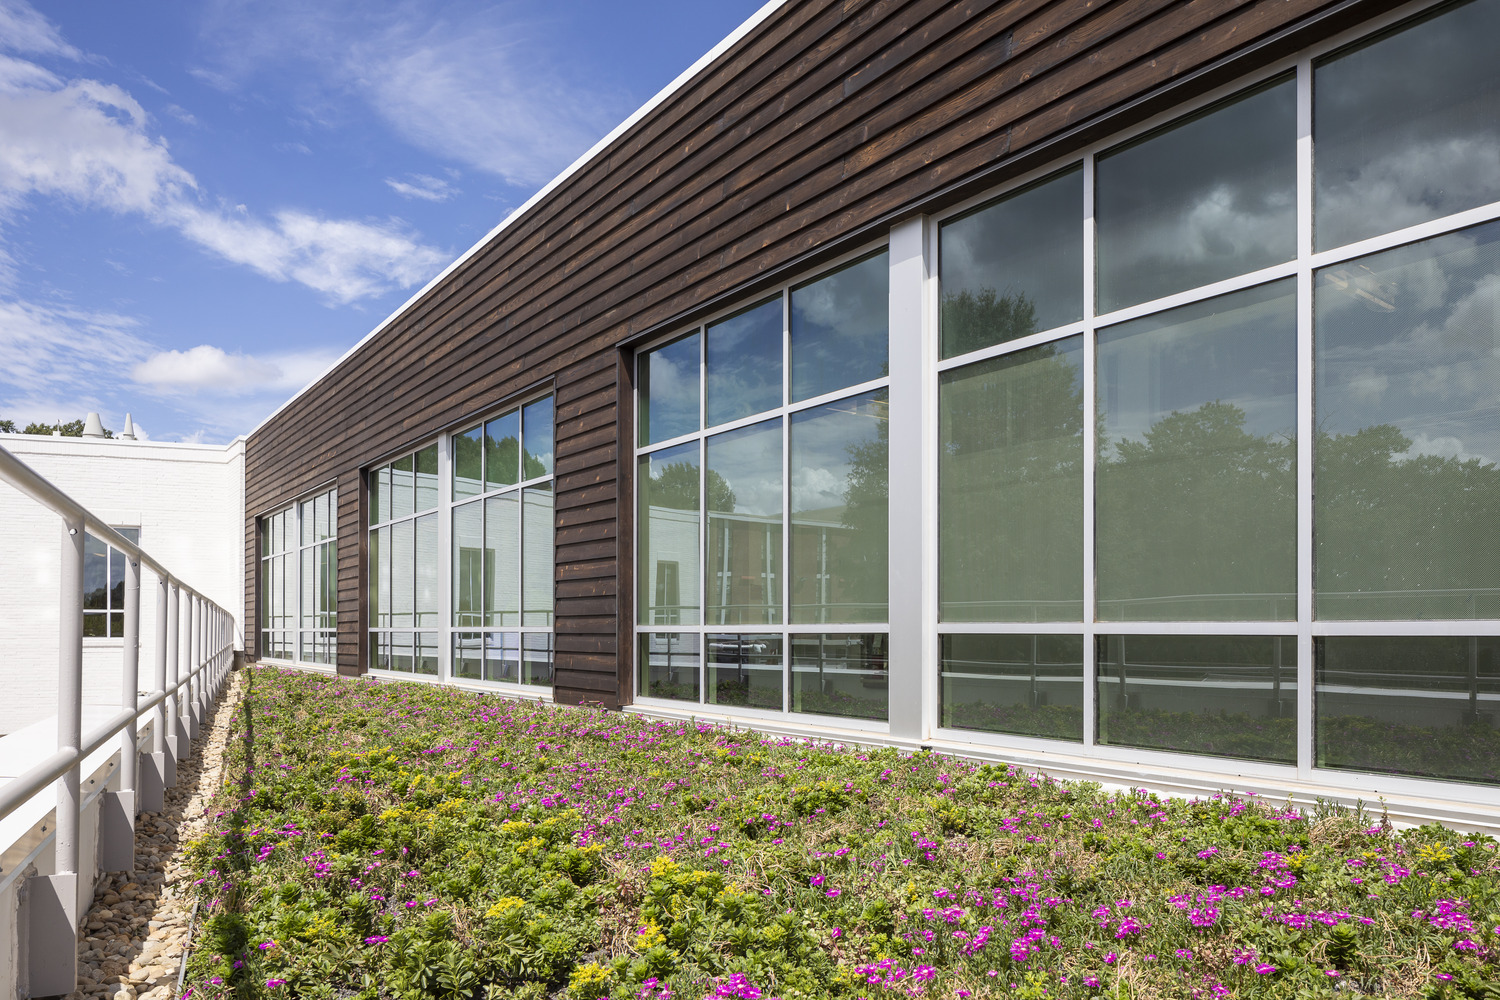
[
  {"left": 485, "top": 896, "right": 526, "bottom": 919},
  {"left": 649, "top": 856, "right": 679, "bottom": 878}
]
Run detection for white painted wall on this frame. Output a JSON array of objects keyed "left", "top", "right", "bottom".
[{"left": 0, "top": 434, "right": 245, "bottom": 736}]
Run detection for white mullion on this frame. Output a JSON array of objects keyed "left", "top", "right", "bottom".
[
  {"left": 923, "top": 215, "right": 942, "bottom": 741},
  {"left": 1314, "top": 619, "right": 1500, "bottom": 637},
  {"left": 1309, "top": 198, "right": 1500, "bottom": 270},
  {"left": 1082, "top": 152, "right": 1099, "bottom": 750},
  {"left": 782, "top": 290, "right": 792, "bottom": 714},
  {"left": 438, "top": 431, "right": 453, "bottom": 684},
  {"left": 1296, "top": 57, "right": 1316, "bottom": 779},
  {"left": 698, "top": 327, "right": 707, "bottom": 704},
  {"left": 1093, "top": 259, "right": 1300, "bottom": 330},
  {"left": 935, "top": 321, "right": 1088, "bottom": 373},
  {"left": 785, "top": 374, "right": 891, "bottom": 416}
]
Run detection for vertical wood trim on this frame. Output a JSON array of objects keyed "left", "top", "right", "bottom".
[{"left": 616, "top": 347, "right": 637, "bottom": 705}]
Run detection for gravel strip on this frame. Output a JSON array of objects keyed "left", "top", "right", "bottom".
[{"left": 65, "top": 671, "right": 243, "bottom": 1000}]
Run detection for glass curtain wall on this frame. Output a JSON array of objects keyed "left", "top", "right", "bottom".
[
  {"left": 451, "top": 394, "right": 556, "bottom": 687},
  {"left": 368, "top": 447, "right": 440, "bottom": 675},
  {"left": 259, "top": 491, "right": 335, "bottom": 662},
  {"left": 934, "top": 0, "right": 1500, "bottom": 788},
  {"left": 636, "top": 252, "right": 891, "bottom": 722}
]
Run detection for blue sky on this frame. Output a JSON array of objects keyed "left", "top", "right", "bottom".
[{"left": 0, "top": 0, "right": 767, "bottom": 442}]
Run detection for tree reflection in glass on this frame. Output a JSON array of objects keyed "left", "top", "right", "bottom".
[
  {"left": 1315, "top": 220, "right": 1500, "bottom": 619},
  {"left": 1096, "top": 280, "right": 1297, "bottom": 621}
]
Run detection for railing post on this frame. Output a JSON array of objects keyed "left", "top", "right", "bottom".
[
  {"left": 188, "top": 597, "right": 201, "bottom": 740},
  {"left": 100, "top": 551, "right": 141, "bottom": 870},
  {"left": 143, "top": 575, "right": 169, "bottom": 809},
  {"left": 165, "top": 581, "right": 181, "bottom": 777},
  {"left": 28, "top": 513, "right": 85, "bottom": 994},
  {"left": 176, "top": 587, "right": 191, "bottom": 759}
]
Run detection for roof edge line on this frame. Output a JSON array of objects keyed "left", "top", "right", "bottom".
[{"left": 247, "top": 0, "right": 791, "bottom": 442}]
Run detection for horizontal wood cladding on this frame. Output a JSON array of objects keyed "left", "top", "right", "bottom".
[{"left": 246, "top": 0, "right": 1397, "bottom": 700}]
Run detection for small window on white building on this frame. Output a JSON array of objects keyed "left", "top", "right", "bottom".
[{"left": 83, "top": 527, "right": 139, "bottom": 638}]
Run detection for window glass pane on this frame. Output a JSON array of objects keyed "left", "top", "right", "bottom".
[
  {"left": 109, "top": 611, "right": 125, "bottom": 638},
  {"left": 940, "top": 337, "right": 1083, "bottom": 622},
  {"left": 268, "top": 557, "right": 281, "bottom": 629},
  {"left": 1315, "top": 0, "right": 1500, "bottom": 251},
  {"left": 1096, "top": 78, "right": 1296, "bottom": 312},
  {"left": 1097, "top": 635, "right": 1297, "bottom": 764},
  {"left": 453, "top": 501, "right": 483, "bottom": 628},
  {"left": 117, "top": 527, "right": 139, "bottom": 545},
  {"left": 707, "top": 634, "right": 783, "bottom": 710},
  {"left": 486, "top": 410, "right": 521, "bottom": 490},
  {"left": 320, "top": 544, "right": 336, "bottom": 628},
  {"left": 301, "top": 498, "right": 314, "bottom": 547},
  {"left": 940, "top": 167, "right": 1083, "bottom": 359},
  {"left": 706, "top": 419, "right": 782, "bottom": 626},
  {"left": 790, "top": 253, "right": 889, "bottom": 402},
  {"left": 638, "top": 441, "right": 700, "bottom": 626},
  {"left": 371, "top": 465, "right": 389, "bottom": 526},
  {"left": 522, "top": 396, "right": 555, "bottom": 479},
  {"left": 317, "top": 493, "right": 331, "bottom": 542},
  {"left": 485, "top": 632, "right": 521, "bottom": 684},
  {"left": 454, "top": 426, "right": 484, "bottom": 501},
  {"left": 260, "top": 520, "right": 269, "bottom": 559},
  {"left": 391, "top": 631, "right": 413, "bottom": 673},
  {"left": 1316, "top": 636, "right": 1499, "bottom": 785},
  {"left": 790, "top": 390, "right": 888, "bottom": 624},
  {"left": 941, "top": 634, "right": 1084, "bottom": 741},
  {"left": 414, "top": 513, "right": 438, "bottom": 627},
  {"left": 83, "top": 613, "right": 107, "bottom": 638},
  {"left": 415, "top": 631, "right": 439, "bottom": 676},
  {"left": 326, "top": 493, "right": 337, "bottom": 538},
  {"left": 522, "top": 485, "right": 554, "bottom": 627},
  {"left": 790, "top": 633, "right": 887, "bottom": 721},
  {"left": 391, "top": 456, "right": 414, "bottom": 520},
  {"left": 706, "top": 298, "right": 782, "bottom": 426},
  {"left": 84, "top": 533, "right": 108, "bottom": 610},
  {"left": 639, "top": 632, "right": 699, "bottom": 701},
  {"left": 108, "top": 544, "right": 125, "bottom": 612},
  {"left": 486, "top": 493, "right": 521, "bottom": 627},
  {"left": 1096, "top": 280, "right": 1297, "bottom": 621},
  {"left": 370, "top": 526, "right": 387, "bottom": 628},
  {"left": 523, "top": 633, "right": 553, "bottom": 687},
  {"left": 1315, "top": 223, "right": 1500, "bottom": 619},
  {"left": 391, "top": 519, "right": 414, "bottom": 627},
  {"left": 300, "top": 548, "right": 315, "bottom": 628},
  {"left": 414, "top": 445, "right": 439, "bottom": 512},
  {"left": 639, "top": 333, "right": 700, "bottom": 446}
]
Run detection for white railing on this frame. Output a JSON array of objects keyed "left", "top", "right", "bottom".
[{"left": 0, "top": 442, "right": 235, "bottom": 997}]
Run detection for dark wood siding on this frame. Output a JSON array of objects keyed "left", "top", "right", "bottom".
[{"left": 245, "top": 0, "right": 1404, "bottom": 700}]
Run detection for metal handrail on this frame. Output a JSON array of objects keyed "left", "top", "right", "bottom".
[{"left": 0, "top": 439, "right": 237, "bottom": 996}]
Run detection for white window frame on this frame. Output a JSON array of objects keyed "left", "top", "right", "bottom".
[{"left": 258, "top": 487, "right": 336, "bottom": 667}]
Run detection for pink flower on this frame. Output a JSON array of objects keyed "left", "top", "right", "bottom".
[{"left": 1255, "top": 963, "right": 1277, "bottom": 975}]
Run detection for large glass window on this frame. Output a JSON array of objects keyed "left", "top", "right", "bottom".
[
  {"left": 259, "top": 492, "right": 336, "bottom": 663},
  {"left": 1097, "top": 635, "right": 1296, "bottom": 764},
  {"left": 368, "top": 445, "right": 439, "bottom": 675},
  {"left": 1315, "top": 0, "right": 1500, "bottom": 250},
  {"left": 85, "top": 526, "right": 140, "bottom": 638},
  {"left": 924, "top": 0, "right": 1500, "bottom": 791},
  {"left": 1316, "top": 636, "right": 1498, "bottom": 784},
  {"left": 1096, "top": 281, "right": 1297, "bottom": 621},
  {"left": 939, "top": 337, "right": 1084, "bottom": 622},
  {"left": 1096, "top": 76, "right": 1296, "bottom": 312},
  {"left": 450, "top": 394, "right": 555, "bottom": 686},
  {"left": 635, "top": 251, "right": 889, "bottom": 720},
  {"left": 1314, "top": 221, "right": 1500, "bottom": 620}
]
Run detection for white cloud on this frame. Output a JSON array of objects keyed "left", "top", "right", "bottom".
[
  {"left": 196, "top": 0, "right": 623, "bottom": 187},
  {"left": 0, "top": 0, "right": 81, "bottom": 59},
  {"left": 133, "top": 343, "right": 342, "bottom": 397},
  {"left": 386, "top": 173, "right": 458, "bottom": 202},
  {"left": 0, "top": 3, "right": 447, "bottom": 304}
]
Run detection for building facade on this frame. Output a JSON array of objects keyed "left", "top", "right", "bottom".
[{"left": 244, "top": 0, "right": 1500, "bottom": 824}]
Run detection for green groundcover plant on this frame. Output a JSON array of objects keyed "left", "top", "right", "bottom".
[{"left": 182, "top": 668, "right": 1499, "bottom": 1000}]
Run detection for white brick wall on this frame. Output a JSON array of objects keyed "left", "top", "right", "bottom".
[{"left": 0, "top": 434, "right": 245, "bottom": 735}]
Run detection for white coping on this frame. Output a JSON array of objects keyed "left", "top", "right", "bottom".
[
  {"left": 0, "top": 432, "right": 245, "bottom": 458},
  {"left": 248, "top": 0, "right": 792, "bottom": 442},
  {"left": 0, "top": 706, "right": 123, "bottom": 877}
]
